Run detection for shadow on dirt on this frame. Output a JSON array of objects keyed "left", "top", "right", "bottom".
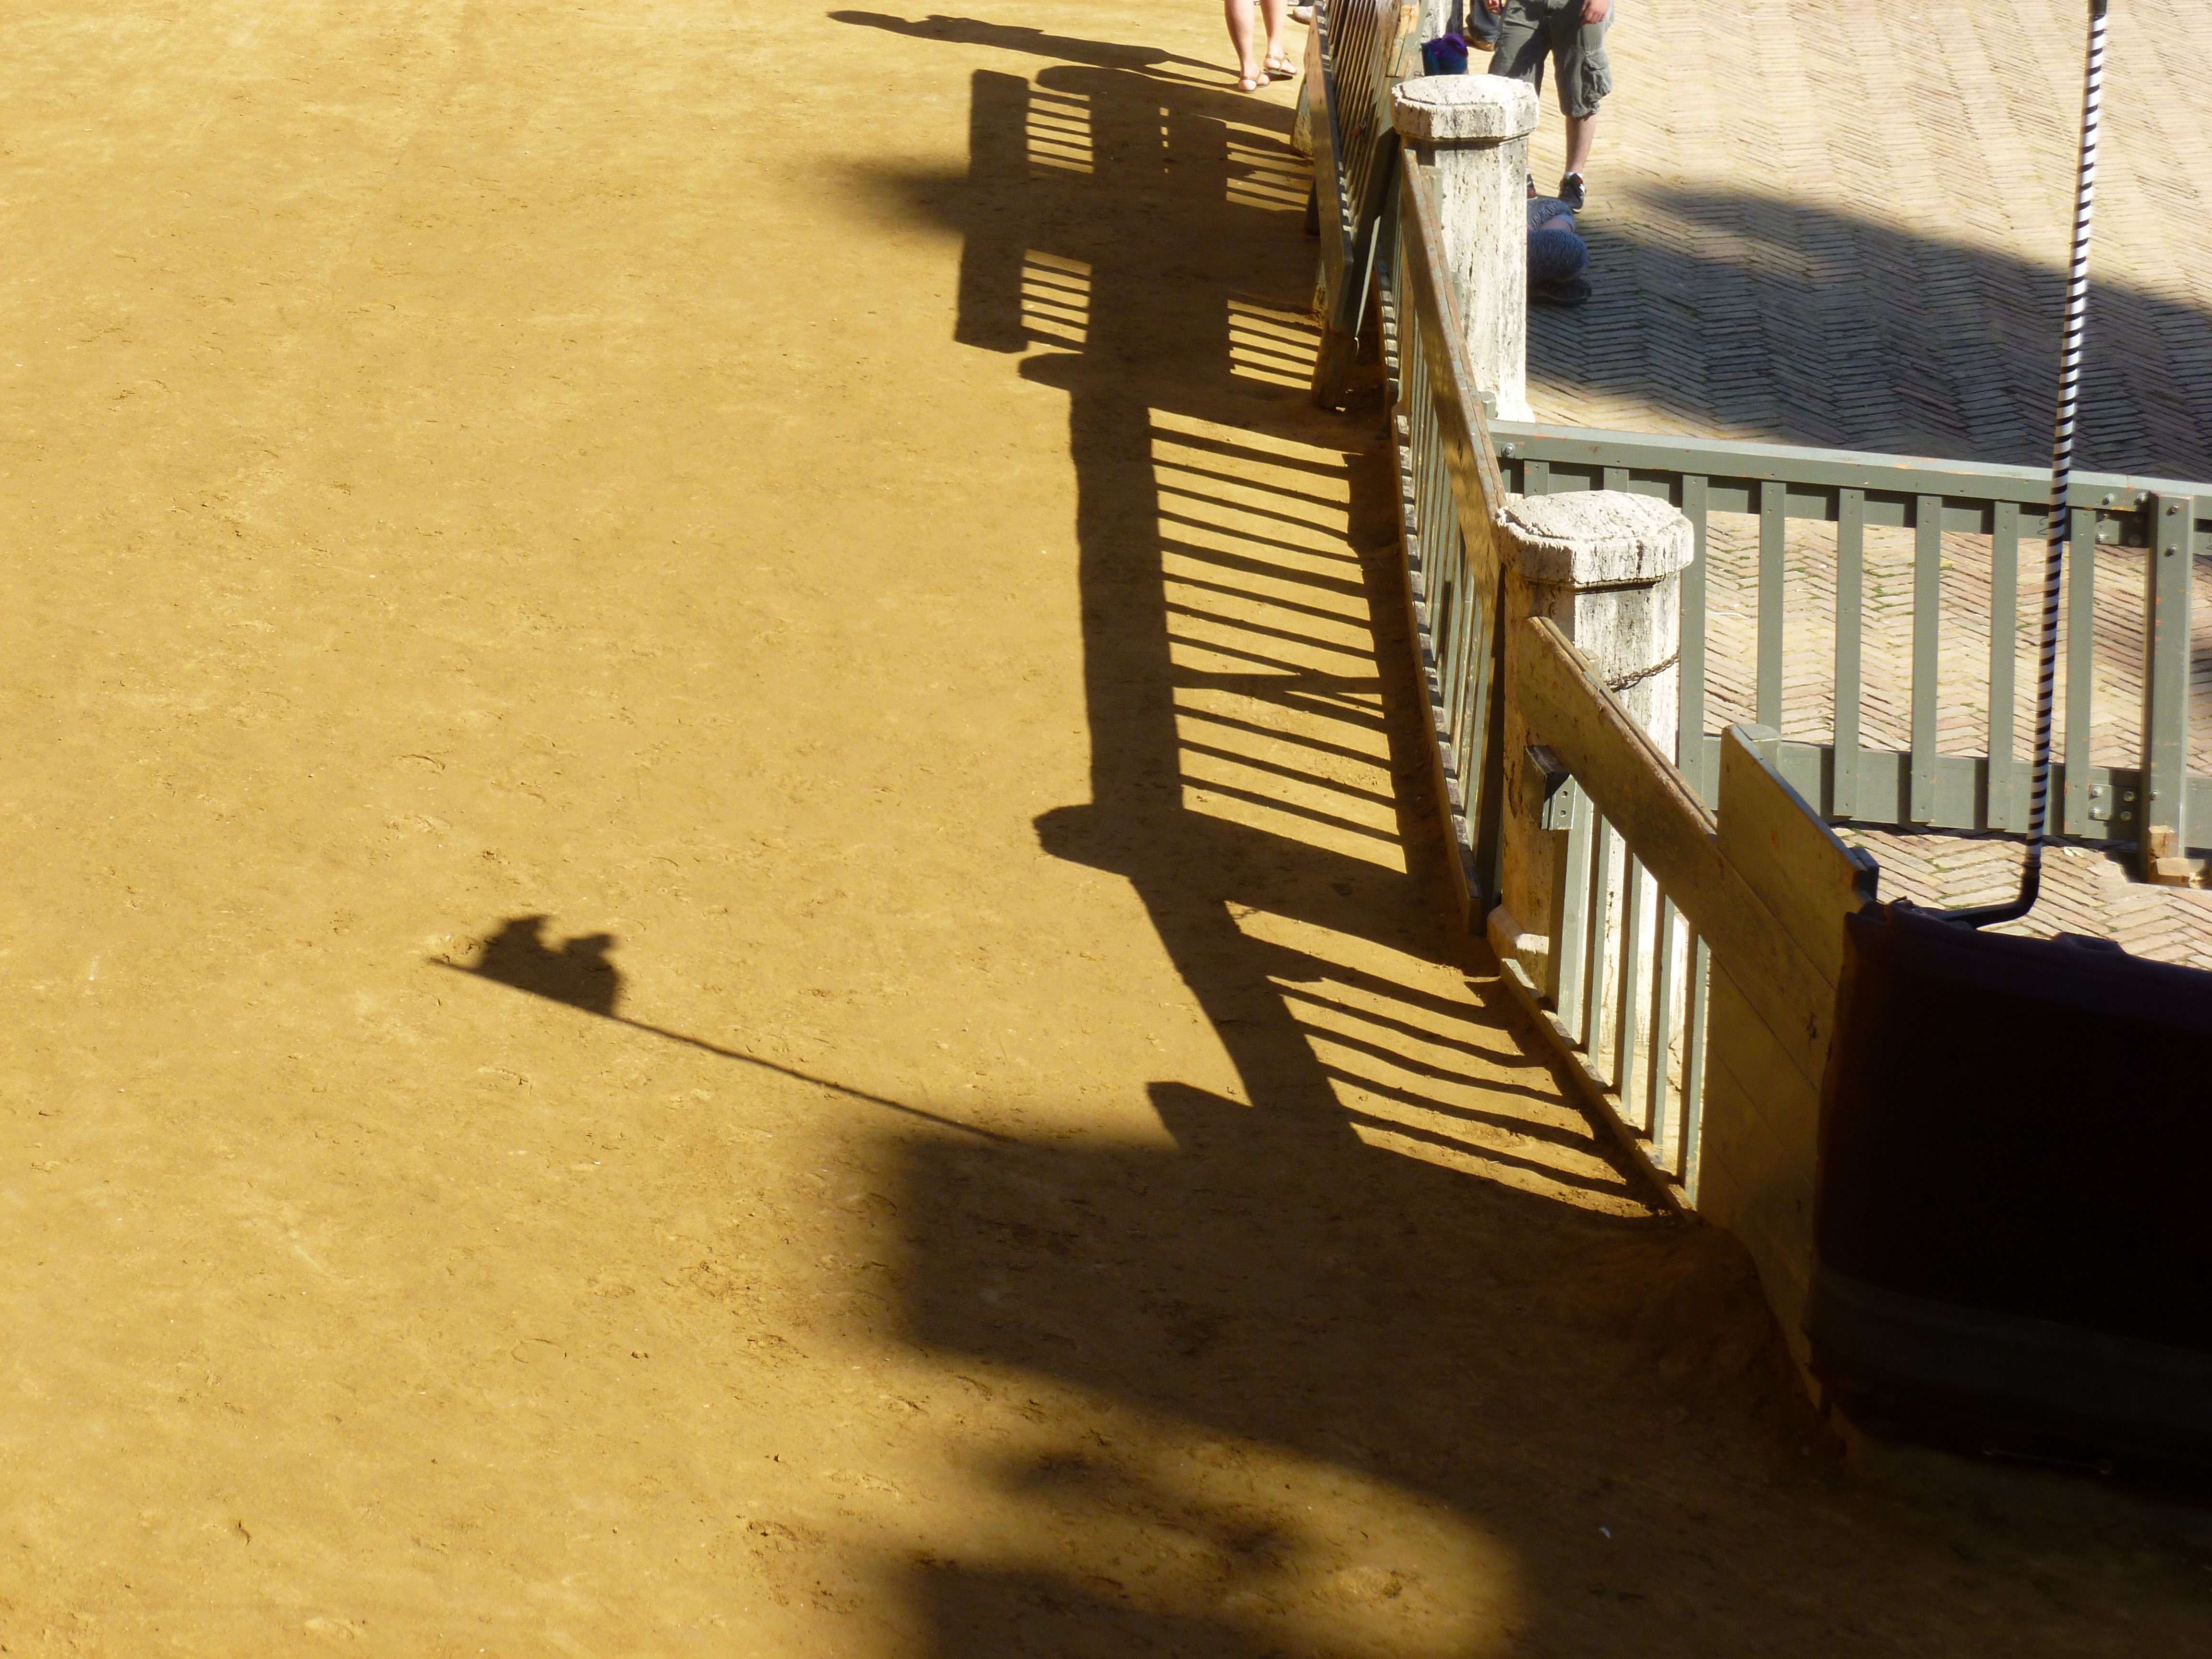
[
  {"left": 457, "top": 914, "right": 623, "bottom": 1016},
  {"left": 824, "top": 14, "right": 2212, "bottom": 1654},
  {"left": 827, "top": 9, "right": 1221, "bottom": 81},
  {"left": 827, "top": 17, "right": 1830, "bottom": 1657},
  {"left": 439, "top": 915, "right": 1010, "bottom": 1142}
]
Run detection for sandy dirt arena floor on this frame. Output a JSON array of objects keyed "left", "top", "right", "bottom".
[{"left": 1, "top": 2, "right": 2209, "bottom": 1653}]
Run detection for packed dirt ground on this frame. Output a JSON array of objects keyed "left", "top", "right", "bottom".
[{"left": 1, "top": 2, "right": 2208, "bottom": 1653}]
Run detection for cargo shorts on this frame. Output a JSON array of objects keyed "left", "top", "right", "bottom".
[{"left": 1490, "top": 0, "right": 1614, "bottom": 120}]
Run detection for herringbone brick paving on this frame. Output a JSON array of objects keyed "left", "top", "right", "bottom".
[
  {"left": 1837, "top": 827, "right": 2212, "bottom": 971},
  {"left": 1519, "top": 0, "right": 2212, "bottom": 960}
]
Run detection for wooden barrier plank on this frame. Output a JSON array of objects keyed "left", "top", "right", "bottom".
[
  {"left": 1697, "top": 1056, "right": 1815, "bottom": 1364},
  {"left": 1716, "top": 727, "right": 1879, "bottom": 987},
  {"left": 1704, "top": 962, "right": 1823, "bottom": 1145}
]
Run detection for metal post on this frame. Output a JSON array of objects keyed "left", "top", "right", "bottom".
[{"left": 2141, "top": 492, "right": 2205, "bottom": 884}]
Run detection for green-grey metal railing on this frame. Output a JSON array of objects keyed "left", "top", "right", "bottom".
[
  {"left": 1342, "top": 23, "right": 2205, "bottom": 1206},
  {"left": 1540, "top": 755, "right": 1709, "bottom": 1196},
  {"left": 1373, "top": 144, "right": 1715, "bottom": 1200},
  {"left": 1493, "top": 423, "right": 2212, "bottom": 866}
]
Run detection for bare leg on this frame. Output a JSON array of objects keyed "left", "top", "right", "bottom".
[
  {"left": 1564, "top": 111, "right": 1597, "bottom": 180},
  {"left": 1223, "top": 0, "right": 1262, "bottom": 85},
  {"left": 1262, "top": 0, "right": 1293, "bottom": 74}
]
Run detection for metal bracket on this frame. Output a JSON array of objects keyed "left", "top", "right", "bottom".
[
  {"left": 2085, "top": 781, "right": 2137, "bottom": 825},
  {"left": 1525, "top": 744, "right": 1573, "bottom": 830}
]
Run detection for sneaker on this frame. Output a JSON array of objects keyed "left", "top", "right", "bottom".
[
  {"left": 1290, "top": 4, "right": 1313, "bottom": 20},
  {"left": 1533, "top": 275, "right": 1592, "bottom": 308},
  {"left": 1558, "top": 171, "right": 1587, "bottom": 211}
]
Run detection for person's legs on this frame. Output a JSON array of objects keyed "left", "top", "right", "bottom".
[
  {"left": 1564, "top": 112, "right": 1597, "bottom": 179},
  {"left": 1224, "top": 0, "right": 1259, "bottom": 86},
  {"left": 1489, "top": 0, "right": 1551, "bottom": 99},
  {"left": 1262, "top": 0, "right": 1293, "bottom": 75},
  {"left": 1551, "top": 0, "right": 1612, "bottom": 196}
]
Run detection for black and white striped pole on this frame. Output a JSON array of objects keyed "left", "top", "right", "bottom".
[{"left": 1956, "top": 0, "right": 2109, "bottom": 928}]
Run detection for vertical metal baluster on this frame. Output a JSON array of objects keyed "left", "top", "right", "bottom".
[
  {"left": 1554, "top": 781, "right": 1592, "bottom": 1034},
  {"left": 1526, "top": 458, "right": 1551, "bottom": 498},
  {"left": 1436, "top": 523, "right": 1466, "bottom": 768},
  {"left": 1834, "top": 489, "right": 1865, "bottom": 821},
  {"left": 1613, "top": 857, "right": 1646, "bottom": 1129},
  {"left": 1398, "top": 339, "right": 1418, "bottom": 553},
  {"left": 1680, "top": 476, "right": 1710, "bottom": 802},
  {"left": 1582, "top": 817, "right": 1615, "bottom": 1068},
  {"left": 2139, "top": 493, "right": 2196, "bottom": 869},
  {"left": 1647, "top": 893, "right": 1677, "bottom": 1157},
  {"left": 1461, "top": 521, "right": 1493, "bottom": 847},
  {"left": 1405, "top": 368, "right": 1425, "bottom": 594},
  {"left": 1424, "top": 383, "right": 1459, "bottom": 760},
  {"left": 1452, "top": 485, "right": 1481, "bottom": 754},
  {"left": 1426, "top": 422, "right": 1454, "bottom": 771},
  {"left": 1680, "top": 932, "right": 1710, "bottom": 1203},
  {"left": 1987, "top": 500, "right": 2021, "bottom": 831},
  {"left": 1910, "top": 494, "right": 1942, "bottom": 823},
  {"left": 1757, "top": 479, "right": 1785, "bottom": 730},
  {"left": 1417, "top": 351, "right": 1435, "bottom": 529},
  {"left": 2064, "top": 505, "right": 2097, "bottom": 835}
]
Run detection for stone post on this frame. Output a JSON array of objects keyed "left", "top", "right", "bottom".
[
  {"left": 1488, "top": 493, "right": 1695, "bottom": 994},
  {"left": 1390, "top": 74, "right": 1539, "bottom": 421}
]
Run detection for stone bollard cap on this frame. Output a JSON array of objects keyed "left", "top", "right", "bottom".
[
  {"left": 1500, "top": 491, "right": 1696, "bottom": 587},
  {"left": 1391, "top": 74, "right": 1540, "bottom": 144}
]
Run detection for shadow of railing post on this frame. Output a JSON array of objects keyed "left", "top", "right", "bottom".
[{"left": 1368, "top": 66, "right": 1889, "bottom": 1388}]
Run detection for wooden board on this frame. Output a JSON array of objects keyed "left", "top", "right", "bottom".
[
  {"left": 1716, "top": 726, "right": 1878, "bottom": 987},
  {"left": 1697, "top": 1057, "right": 1816, "bottom": 1365}
]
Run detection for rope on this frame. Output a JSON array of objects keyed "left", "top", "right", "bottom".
[{"left": 1959, "top": 0, "right": 2107, "bottom": 928}]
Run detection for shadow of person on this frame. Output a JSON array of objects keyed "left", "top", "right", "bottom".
[
  {"left": 828, "top": 10, "right": 1223, "bottom": 81},
  {"left": 458, "top": 915, "right": 623, "bottom": 1018},
  {"left": 437, "top": 914, "right": 1011, "bottom": 1141}
]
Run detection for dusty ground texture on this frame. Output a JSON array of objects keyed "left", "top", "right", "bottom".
[{"left": 1, "top": 2, "right": 2210, "bottom": 1654}]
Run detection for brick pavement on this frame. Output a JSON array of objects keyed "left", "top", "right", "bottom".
[{"left": 1514, "top": 0, "right": 2212, "bottom": 961}]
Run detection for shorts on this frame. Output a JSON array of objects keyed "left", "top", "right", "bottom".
[{"left": 1491, "top": 0, "right": 1613, "bottom": 120}]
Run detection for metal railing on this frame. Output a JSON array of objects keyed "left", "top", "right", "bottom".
[
  {"left": 1494, "top": 421, "right": 2212, "bottom": 873},
  {"left": 1381, "top": 152, "right": 1731, "bottom": 1201},
  {"left": 1344, "top": 25, "right": 2209, "bottom": 1216},
  {"left": 1316, "top": 12, "right": 2209, "bottom": 877},
  {"left": 1541, "top": 741, "right": 1711, "bottom": 1199}
]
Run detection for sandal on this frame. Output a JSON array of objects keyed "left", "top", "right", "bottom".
[
  {"left": 1265, "top": 54, "right": 1298, "bottom": 78},
  {"left": 1237, "top": 72, "right": 1268, "bottom": 92}
]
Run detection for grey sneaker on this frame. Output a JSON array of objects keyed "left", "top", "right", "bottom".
[{"left": 1558, "top": 171, "right": 1587, "bottom": 211}]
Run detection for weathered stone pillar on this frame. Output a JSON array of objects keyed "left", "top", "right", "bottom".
[
  {"left": 1489, "top": 493, "right": 1695, "bottom": 991},
  {"left": 1390, "top": 74, "right": 1539, "bottom": 421}
]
